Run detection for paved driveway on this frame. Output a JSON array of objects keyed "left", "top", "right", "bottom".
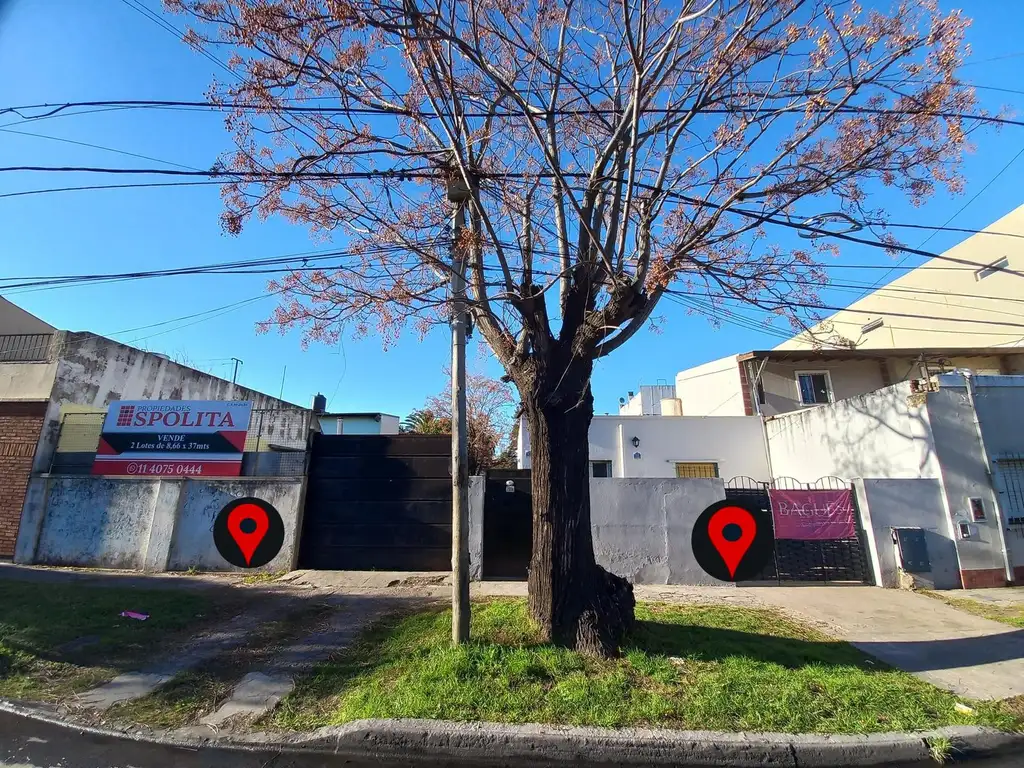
[{"left": 747, "top": 586, "right": 1024, "bottom": 701}]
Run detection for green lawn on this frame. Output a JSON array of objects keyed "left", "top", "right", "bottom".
[
  {"left": 920, "top": 590, "right": 1024, "bottom": 629},
  {"left": 0, "top": 581, "right": 225, "bottom": 701},
  {"left": 269, "top": 599, "right": 1023, "bottom": 734}
]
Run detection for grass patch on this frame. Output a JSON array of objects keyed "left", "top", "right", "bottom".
[
  {"left": 269, "top": 599, "right": 1023, "bottom": 734},
  {"left": 108, "top": 602, "right": 333, "bottom": 728},
  {"left": 241, "top": 569, "right": 289, "bottom": 586},
  {"left": 0, "top": 581, "right": 230, "bottom": 702},
  {"left": 920, "top": 591, "right": 1024, "bottom": 628}
]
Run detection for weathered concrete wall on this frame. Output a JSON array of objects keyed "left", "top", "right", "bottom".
[
  {"left": 0, "top": 362, "right": 57, "bottom": 401},
  {"left": 590, "top": 478, "right": 728, "bottom": 585},
  {"left": 467, "top": 476, "right": 728, "bottom": 585},
  {"left": 925, "top": 385, "right": 1008, "bottom": 581},
  {"left": 16, "top": 475, "right": 303, "bottom": 572},
  {"left": 33, "top": 477, "right": 161, "bottom": 569},
  {"left": 167, "top": 478, "right": 302, "bottom": 572},
  {"left": 32, "top": 332, "right": 309, "bottom": 475},
  {"left": 854, "top": 478, "right": 961, "bottom": 589}
]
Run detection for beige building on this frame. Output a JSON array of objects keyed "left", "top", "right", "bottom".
[
  {"left": 675, "top": 202, "right": 1024, "bottom": 416},
  {"left": 780, "top": 203, "right": 1024, "bottom": 351}
]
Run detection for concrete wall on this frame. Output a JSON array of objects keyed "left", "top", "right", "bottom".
[
  {"left": 591, "top": 478, "right": 729, "bottom": 585},
  {"left": 925, "top": 385, "right": 1008, "bottom": 580},
  {"left": 766, "top": 382, "right": 940, "bottom": 482},
  {"left": 518, "top": 415, "right": 770, "bottom": 481},
  {"left": 15, "top": 475, "right": 302, "bottom": 572},
  {"left": 467, "top": 476, "right": 730, "bottom": 585},
  {"left": 777, "top": 202, "right": 1024, "bottom": 350},
  {"left": 675, "top": 356, "right": 745, "bottom": 416},
  {"left": 33, "top": 332, "right": 308, "bottom": 474},
  {"left": 854, "top": 478, "right": 961, "bottom": 589},
  {"left": 0, "top": 362, "right": 58, "bottom": 401}
]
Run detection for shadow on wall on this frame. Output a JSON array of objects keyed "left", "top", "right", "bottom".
[{"left": 767, "top": 384, "right": 938, "bottom": 482}]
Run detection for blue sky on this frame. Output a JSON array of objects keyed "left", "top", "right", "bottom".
[{"left": 1, "top": 0, "right": 1023, "bottom": 417}]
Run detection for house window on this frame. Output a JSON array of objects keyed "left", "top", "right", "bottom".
[
  {"left": 591, "top": 460, "right": 613, "bottom": 478},
  {"left": 675, "top": 461, "right": 719, "bottom": 478},
  {"left": 797, "top": 371, "right": 832, "bottom": 406},
  {"left": 975, "top": 256, "right": 1009, "bottom": 281},
  {"left": 969, "top": 497, "right": 986, "bottom": 522}
]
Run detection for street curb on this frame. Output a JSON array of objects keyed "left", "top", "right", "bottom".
[{"left": 2, "top": 699, "right": 1022, "bottom": 767}]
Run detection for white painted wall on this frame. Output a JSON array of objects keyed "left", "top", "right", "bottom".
[
  {"left": 323, "top": 414, "right": 401, "bottom": 435},
  {"left": 618, "top": 385, "right": 676, "bottom": 415},
  {"left": 518, "top": 414, "right": 770, "bottom": 481},
  {"left": 674, "top": 356, "right": 744, "bottom": 416},
  {"left": 766, "top": 381, "right": 940, "bottom": 483}
]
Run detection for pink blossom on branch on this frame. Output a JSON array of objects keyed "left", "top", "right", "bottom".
[{"left": 165, "top": 0, "right": 979, "bottom": 364}]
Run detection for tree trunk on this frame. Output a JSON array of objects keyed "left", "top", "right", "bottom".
[{"left": 524, "top": 365, "right": 635, "bottom": 657}]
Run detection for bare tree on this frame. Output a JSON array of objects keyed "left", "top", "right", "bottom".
[{"left": 169, "top": 0, "right": 977, "bottom": 655}]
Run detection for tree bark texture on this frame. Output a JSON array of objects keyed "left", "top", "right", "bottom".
[{"left": 524, "top": 364, "right": 635, "bottom": 657}]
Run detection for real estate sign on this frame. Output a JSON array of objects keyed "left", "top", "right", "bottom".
[
  {"left": 768, "top": 489, "right": 857, "bottom": 540},
  {"left": 92, "top": 400, "right": 253, "bottom": 477}
]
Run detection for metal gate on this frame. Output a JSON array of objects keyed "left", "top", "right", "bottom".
[
  {"left": 726, "top": 476, "right": 874, "bottom": 584},
  {"left": 482, "top": 470, "right": 532, "bottom": 580},
  {"left": 298, "top": 433, "right": 451, "bottom": 570},
  {"left": 993, "top": 458, "right": 1024, "bottom": 579}
]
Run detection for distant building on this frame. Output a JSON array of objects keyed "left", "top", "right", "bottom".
[
  {"left": 675, "top": 347, "right": 1024, "bottom": 418},
  {"left": 0, "top": 297, "right": 308, "bottom": 559},
  {"left": 617, "top": 384, "right": 678, "bottom": 416},
  {"left": 516, "top": 413, "right": 769, "bottom": 481},
  {"left": 317, "top": 412, "right": 400, "bottom": 435}
]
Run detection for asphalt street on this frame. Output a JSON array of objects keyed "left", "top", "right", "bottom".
[
  {"left": 0, "top": 711, "right": 429, "bottom": 768},
  {"left": 1, "top": 711, "right": 1022, "bottom": 768}
]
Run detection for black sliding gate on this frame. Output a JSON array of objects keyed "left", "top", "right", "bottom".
[
  {"left": 725, "top": 476, "right": 874, "bottom": 584},
  {"left": 298, "top": 433, "right": 452, "bottom": 570}
]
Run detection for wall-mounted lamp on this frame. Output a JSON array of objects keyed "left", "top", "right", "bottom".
[{"left": 631, "top": 436, "right": 640, "bottom": 448}]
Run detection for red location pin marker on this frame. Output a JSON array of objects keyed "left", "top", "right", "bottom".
[
  {"left": 227, "top": 503, "right": 270, "bottom": 566},
  {"left": 707, "top": 506, "right": 757, "bottom": 579}
]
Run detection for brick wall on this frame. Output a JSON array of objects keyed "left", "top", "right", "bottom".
[
  {"left": 0, "top": 401, "right": 46, "bottom": 557},
  {"left": 960, "top": 567, "right": 1007, "bottom": 589}
]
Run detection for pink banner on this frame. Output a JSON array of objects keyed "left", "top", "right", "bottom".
[{"left": 768, "top": 489, "right": 856, "bottom": 540}]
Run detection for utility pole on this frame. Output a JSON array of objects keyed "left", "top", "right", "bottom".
[
  {"left": 230, "top": 358, "right": 243, "bottom": 400},
  {"left": 447, "top": 174, "right": 471, "bottom": 645}
]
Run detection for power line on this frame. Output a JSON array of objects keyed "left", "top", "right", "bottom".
[
  {"left": 5, "top": 99, "right": 1024, "bottom": 128},
  {"left": 0, "top": 126, "right": 199, "bottom": 170},
  {"left": 847, "top": 144, "right": 1024, "bottom": 299},
  {"left": 0, "top": 179, "right": 224, "bottom": 200},
  {"left": 118, "top": 0, "right": 235, "bottom": 79}
]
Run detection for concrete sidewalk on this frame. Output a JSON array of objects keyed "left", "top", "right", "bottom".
[{"left": 748, "top": 586, "right": 1024, "bottom": 701}]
